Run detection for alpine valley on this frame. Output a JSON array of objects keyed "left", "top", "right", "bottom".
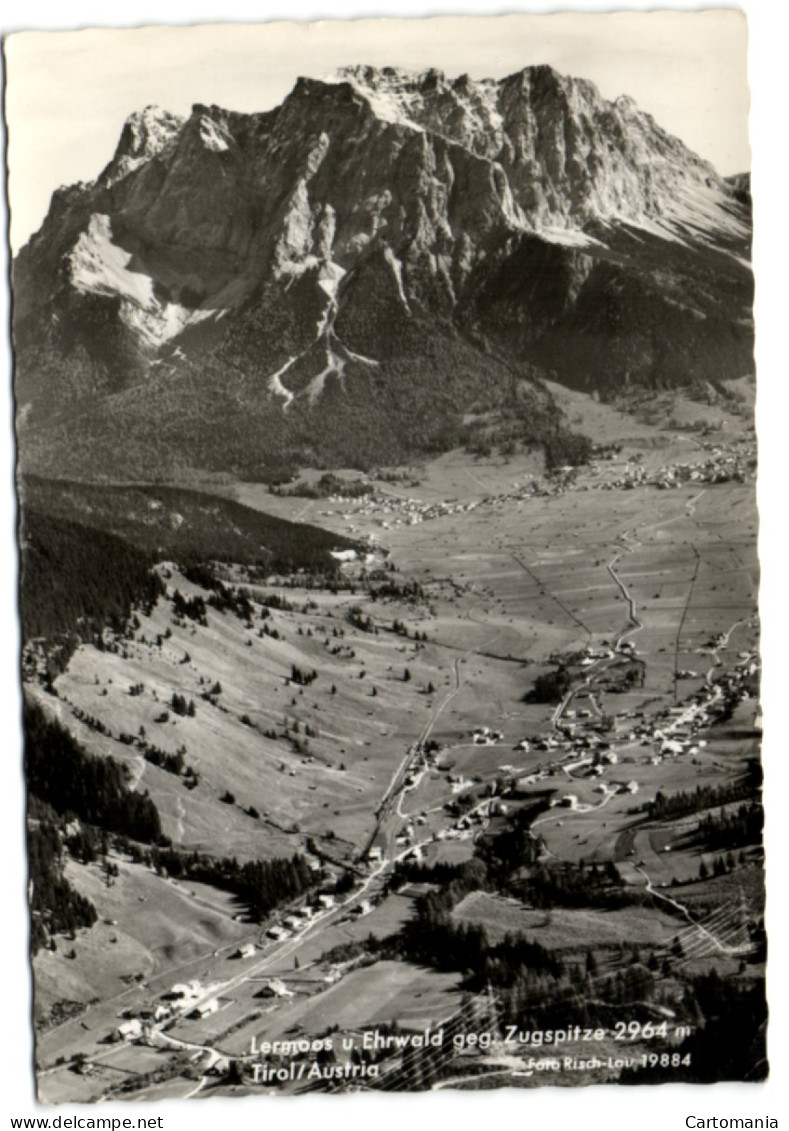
[{"left": 14, "top": 63, "right": 765, "bottom": 1103}]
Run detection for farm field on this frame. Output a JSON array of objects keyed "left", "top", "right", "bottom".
[
  {"left": 243, "top": 960, "right": 462, "bottom": 1042},
  {"left": 453, "top": 891, "right": 685, "bottom": 949}
]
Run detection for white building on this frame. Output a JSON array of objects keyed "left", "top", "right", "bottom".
[
  {"left": 116, "top": 1019, "right": 143, "bottom": 1041},
  {"left": 259, "top": 978, "right": 293, "bottom": 998}
]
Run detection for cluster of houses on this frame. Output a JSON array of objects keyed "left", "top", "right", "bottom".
[
  {"left": 109, "top": 874, "right": 381, "bottom": 1046},
  {"left": 471, "top": 725, "right": 503, "bottom": 745},
  {"left": 362, "top": 624, "right": 757, "bottom": 862},
  {"left": 320, "top": 473, "right": 577, "bottom": 530},
  {"left": 265, "top": 892, "right": 339, "bottom": 943},
  {"left": 504, "top": 644, "right": 759, "bottom": 814},
  {"left": 314, "top": 434, "right": 755, "bottom": 548},
  {"left": 433, "top": 795, "right": 509, "bottom": 842},
  {"left": 256, "top": 977, "right": 293, "bottom": 999},
  {"left": 323, "top": 489, "right": 481, "bottom": 528},
  {"left": 320, "top": 469, "right": 594, "bottom": 539},
  {"left": 579, "top": 643, "right": 616, "bottom": 665},
  {"left": 348, "top": 898, "right": 374, "bottom": 919},
  {"left": 112, "top": 978, "right": 225, "bottom": 1041}
]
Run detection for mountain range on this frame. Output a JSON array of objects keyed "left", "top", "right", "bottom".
[{"left": 12, "top": 64, "right": 753, "bottom": 482}]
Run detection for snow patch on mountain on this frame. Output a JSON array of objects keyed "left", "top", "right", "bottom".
[
  {"left": 469, "top": 78, "right": 506, "bottom": 149},
  {"left": 267, "top": 357, "right": 297, "bottom": 411},
  {"left": 70, "top": 214, "right": 155, "bottom": 306},
  {"left": 664, "top": 182, "right": 751, "bottom": 244},
  {"left": 101, "top": 106, "right": 184, "bottom": 186},
  {"left": 383, "top": 246, "right": 412, "bottom": 314},
  {"left": 620, "top": 181, "right": 751, "bottom": 253},
  {"left": 317, "top": 259, "right": 345, "bottom": 301},
  {"left": 306, "top": 347, "right": 344, "bottom": 405},
  {"left": 121, "top": 303, "right": 221, "bottom": 350},
  {"left": 536, "top": 226, "right": 604, "bottom": 250},
  {"left": 340, "top": 342, "right": 379, "bottom": 367},
  {"left": 70, "top": 214, "right": 225, "bottom": 348},
  {"left": 274, "top": 180, "right": 322, "bottom": 277},
  {"left": 198, "top": 116, "right": 232, "bottom": 153},
  {"left": 316, "top": 260, "right": 345, "bottom": 336},
  {"left": 315, "top": 204, "right": 337, "bottom": 261},
  {"left": 333, "top": 66, "right": 426, "bottom": 133},
  {"left": 306, "top": 132, "right": 331, "bottom": 177}
]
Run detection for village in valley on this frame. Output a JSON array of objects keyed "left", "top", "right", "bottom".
[
  {"left": 25, "top": 382, "right": 764, "bottom": 1100},
  {"left": 270, "top": 434, "right": 755, "bottom": 536},
  {"left": 6, "top": 9, "right": 766, "bottom": 1106}
]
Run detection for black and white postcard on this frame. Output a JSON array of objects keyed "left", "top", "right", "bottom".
[{"left": 3, "top": 6, "right": 775, "bottom": 1113}]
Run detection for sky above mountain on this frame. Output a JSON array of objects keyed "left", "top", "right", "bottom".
[{"left": 4, "top": 10, "right": 749, "bottom": 254}]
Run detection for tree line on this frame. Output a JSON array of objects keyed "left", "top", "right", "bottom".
[
  {"left": 648, "top": 777, "right": 758, "bottom": 821},
  {"left": 25, "top": 700, "right": 163, "bottom": 844},
  {"left": 138, "top": 845, "right": 315, "bottom": 922},
  {"left": 28, "top": 816, "right": 98, "bottom": 955},
  {"left": 21, "top": 509, "right": 164, "bottom": 647}
]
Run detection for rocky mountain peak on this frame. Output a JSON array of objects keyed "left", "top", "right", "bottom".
[
  {"left": 99, "top": 105, "right": 185, "bottom": 187},
  {"left": 12, "top": 61, "right": 753, "bottom": 484},
  {"left": 320, "top": 62, "right": 742, "bottom": 240}
]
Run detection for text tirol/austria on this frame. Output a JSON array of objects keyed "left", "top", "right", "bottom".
[{"left": 10, "top": 13, "right": 765, "bottom": 1102}]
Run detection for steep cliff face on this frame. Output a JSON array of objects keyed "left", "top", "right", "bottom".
[
  {"left": 12, "top": 65, "right": 753, "bottom": 481},
  {"left": 334, "top": 65, "right": 745, "bottom": 240}
]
